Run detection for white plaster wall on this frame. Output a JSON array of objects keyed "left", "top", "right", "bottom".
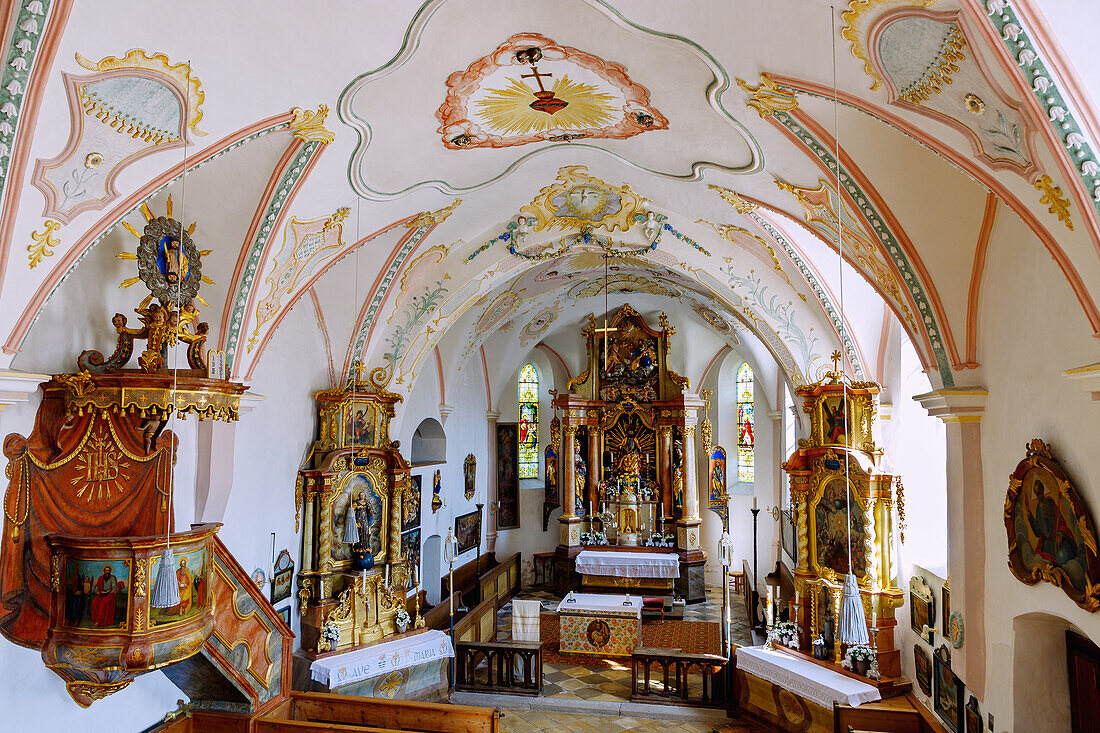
[
  {"left": 493, "top": 351, "right": 559, "bottom": 583},
  {"left": 974, "top": 209, "right": 1100, "bottom": 730}
]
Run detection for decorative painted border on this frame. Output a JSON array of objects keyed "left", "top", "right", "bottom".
[
  {"left": 336, "top": 0, "right": 764, "bottom": 199},
  {"left": 347, "top": 223, "right": 434, "bottom": 369},
  {"left": 0, "top": 0, "right": 52, "bottom": 196},
  {"left": 222, "top": 140, "right": 322, "bottom": 371},
  {"left": 772, "top": 109, "right": 955, "bottom": 386},
  {"left": 747, "top": 209, "right": 865, "bottom": 379},
  {"left": 4, "top": 118, "right": 292, "bottom": 353},
  {"left": 982, "top": 4, "right": 1100, "bottom": 220}
]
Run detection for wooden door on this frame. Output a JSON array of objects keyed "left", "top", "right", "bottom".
[{"left": 1068, "top": 630, "right": 1100, "bottom": 733}]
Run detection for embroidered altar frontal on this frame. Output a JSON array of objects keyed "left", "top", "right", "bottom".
[{"left": 556, "top": 593, "right": 641, "bottom": 656}]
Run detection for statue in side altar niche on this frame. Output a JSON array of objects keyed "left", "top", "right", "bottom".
[
  {"left": 349, "top": 490, "right": 376, "bottom": 570},
  {"left": 574, "top": 441, "right": 587, "bottom": 517}
]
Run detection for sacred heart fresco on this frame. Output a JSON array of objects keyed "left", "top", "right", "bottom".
[
  {"left": 437, "top": 33, "right": 667, "bottom": 150},
  {"left": 1005, "top": 439, "right": 1100, "bottom": 611}
]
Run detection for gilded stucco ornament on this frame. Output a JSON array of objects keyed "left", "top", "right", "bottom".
[
  {"left": 289, "top": 104, "right": 335, "bottom": 143},
  {"left": 840, "top": 0, "right": 939, "bottom": 92},
  {"left": 736, "top": 74, "right": 799, "bottom": 118},
  {"left": 1034, "top": 173, "right": 1074, "bottom": 231}
]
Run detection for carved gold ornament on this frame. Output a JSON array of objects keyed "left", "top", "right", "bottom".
[
  {"left": 520, "top": 165, "right": 646, "bottom": 233},
  {"left": 964, "top": 93, "right": 985, "bottom": 115},
  {"left": 405, "top": 198, "right": 462, "bottom": 229}
]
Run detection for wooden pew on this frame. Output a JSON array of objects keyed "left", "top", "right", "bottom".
[
  {"left": 833, "top": 700, "right": 923, "bottom": 733},
  {"left": 440, "top": 556, "right": 488, "bottom": 608},
  {"left": 477, "top": 552, "right": 519, "bottom": 608},
  {"left": 257, "top": 691, "right": 498, "bottom": 733}
]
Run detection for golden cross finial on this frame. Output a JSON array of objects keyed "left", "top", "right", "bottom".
[
  {"left": 831, "top": 350, "right": 843, "bottom": 373},
  {"left": 594, "top": 319, "right": 618, "bottom": 368}
]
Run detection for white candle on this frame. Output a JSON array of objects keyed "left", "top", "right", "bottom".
[
  {"left": 753, "top": 496, "right": 758, "bottom": 510},
  {"left": 385, "top": 564, "right": 390, "bottom": 586},
  {"left": 871, "top": 603, "right": 877, "bottom": 626},
  {"left": 766, "top": 586, "right": 774, "bottom": 626}
]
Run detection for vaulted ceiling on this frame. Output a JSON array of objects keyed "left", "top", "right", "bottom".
[{"left": 2, "top": 0, "right": 1098, "bottom": 401}]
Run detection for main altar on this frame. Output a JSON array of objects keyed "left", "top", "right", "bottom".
[{"left": 552, "top": 305, "right": 706, "bottom": 602}]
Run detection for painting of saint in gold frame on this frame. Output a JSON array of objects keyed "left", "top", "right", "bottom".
[
  {"left": 810, "top": 474, "right": 869, "bottom": 581},
  {"left": 1005, "top": 439, "right": 1100, "bottom": 611},
  {"left": 329, "top": 471, "right": 388, "bottom": 568},
  {"left": 342, "top": 400, "right": 378, "bottom": 448}
]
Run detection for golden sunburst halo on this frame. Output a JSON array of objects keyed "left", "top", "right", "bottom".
[{"left": 475, "top": 74, "right": 616, "bottom": 135}]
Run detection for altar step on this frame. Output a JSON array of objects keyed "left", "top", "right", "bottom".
[{"left": 450, "top": 690, "right": 730, "bottom": 726}]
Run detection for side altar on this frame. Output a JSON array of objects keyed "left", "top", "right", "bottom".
[
  {"left": 295, "top": 366, "right": 420, "bottom": 658},
  {"left": 552, "top": 305, "right": 706, "bottom": 603},
  {"left": 783, "top": 357, "right": 905, "bottom": 682}
]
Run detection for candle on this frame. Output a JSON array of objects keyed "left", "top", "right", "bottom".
[
  {"left": 766, "top": 586, "right": 774, "bottom": 626},
  {"left": 385, "top": 564, "right": 390, "bottom": 587},
  {"left": 753, "top": 496, "right": 758, "bottom": 510},
  {"left": 871, "top": 603, "right": 877, "bottom": 626}
]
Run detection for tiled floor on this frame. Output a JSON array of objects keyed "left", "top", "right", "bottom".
[
  {"left": 499, "top": 708, "right": 724, "bottom": 732},
  {"left": 491, "top": 586, "right": 752, "bottom": 704}
]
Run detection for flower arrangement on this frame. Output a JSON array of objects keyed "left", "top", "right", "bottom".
[
  {"left": 320, "top": 621, "right": 341, "bottom": 651},
  {"left": 846, "top": 644, "right": 876, "bottom": 662},
  {"left": 580, "top": 531, "right": 608, "bottom": 546},
  {"left": 843, "top": 644, "right": 877, "bottom": 676},
  {"left": 394, "top": 608, "right": 411, "bottom": 630},
  {"left": 770, "top": 620, "right": 799, "bottom": 649}
]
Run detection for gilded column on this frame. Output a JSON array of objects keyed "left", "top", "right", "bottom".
[{"left": 486, "top": 411, "right": 500, "bottom": 554}]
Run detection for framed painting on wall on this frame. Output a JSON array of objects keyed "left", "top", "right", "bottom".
[
  {"left": 965, "top": 695, "right": 983, "bottom": 733},
  {"left": 910, "top": 575, "right": 935, "bottom": 644},
  {"left": 277, "top": 605, "right": 291, "bottom": 625},
  {"left": 270, "top": 549, "right": 294, "bottom": 605},
  {"left": 454, "top": 509, "right": 482, "bottom": 555},
  {"left": 496, "top": 423, "right": 519, "bottom": 529},
  {"left": 464, "top": 454, "right": 476, "bottom": 500},
  {"left": 933, "top": 645, "right": 963, "bottom": 733},
  {"left": 941, "top": 580, "right": 950, "bottom": 638},
  {"left": 1005, "top": 439, "right": 1100, "bottom": 611},
  {"left": 913, "top": 644, "right": 932, "bottom": 696},
  {"left": 403, "top": 475, "right": 422, "bottom": 533},
  {"left": 401, "top": 528, "right": 421, "bottom": 590}
]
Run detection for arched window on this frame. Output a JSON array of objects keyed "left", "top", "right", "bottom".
[
  {"left": 737, "top": 363, "right": 755, "bottom": 483},
  {"left": 518, "top": 364, "right": 539, "bottom": 479}
]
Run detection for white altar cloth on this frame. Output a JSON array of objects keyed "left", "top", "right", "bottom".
[
  {"left": 556, "top": 592, "right": 642, "bottom": 616},
  {"left": 575, "top": 550, "right": 680, "bottom": 579},
  {"left": 736, "top": 646, "right": 881, "bottom": 708},
  {"left": 310, "top": 630, "right": 454, "bottom": 687}
]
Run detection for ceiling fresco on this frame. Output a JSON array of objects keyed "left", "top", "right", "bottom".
[
  {"left": 0, "top": 0, "right": 1096, "bottom": 409},
  {"left": 438, "top": 33, "right": 667, "bottom": 150}
]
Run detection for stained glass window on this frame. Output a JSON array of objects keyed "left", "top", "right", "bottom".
[
  {"left": 518, "top": 364, "right": 539, "bottom": 479},
  {"left": 737, "top": 363, "right": 755, "bottom": 483}
]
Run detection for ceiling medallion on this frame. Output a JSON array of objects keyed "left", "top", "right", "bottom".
[{"left": 437, "top": 33, "right": 666, "bottom": 150}]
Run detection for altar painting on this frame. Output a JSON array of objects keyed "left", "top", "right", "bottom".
[
  {"left": 813, "top": 476, "right": 868, "bottom": 578},
  {"left": 496, "top": 423, "right": 520, "bottom": 529},
  {"left": 64, "top": 559, "right": 130, "bottom": 630},
  {"left": 708, "top": 447, "right": 727, "bottom": 522},
  {"left": 331, "top": 473, "right": 385, "bottom": 564},
  {"left": 342, "top": 400, "right": 378, "bottom": 448},
  {"left": 150, "top": 546, "right": 209, "bottom": 626},
  {"left": 820, "top": 395, "right": 849, "bottom": 447},
  {"left": 1005, "top": 440, "right": 1100, "bottom": 611},
  {"left": 599, "top": 322, "right": 658, "bottom": 402}
]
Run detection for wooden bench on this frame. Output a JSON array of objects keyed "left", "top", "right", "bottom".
[
  {"left": 833, "top": 700, "right": 923, "bottom": 733},
  {"left": 455, "top": 639, "right": 543, "bottom": 695},
  {"left": 532, "top": 551, "right": 555, "bottom": 588},
  {"left": 631, "top": 647, "right": 728, "bottom": 707},
  {"left": 256, "top": 691, "right": 499, "bottom": 733}
]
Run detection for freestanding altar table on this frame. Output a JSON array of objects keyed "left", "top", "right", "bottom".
[{"left": 555, "top": 592, "right": 641, "bottom": 656}]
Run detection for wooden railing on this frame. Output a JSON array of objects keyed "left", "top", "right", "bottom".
[
  {"left": 630, "top": 647, "right": 728, "bottom": 707},
  {"left": 478, "top": 552, "right": 520, "bottom": 608},
  {"left": 455, "top": 640, "right": 543, "bottom": 696}
]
